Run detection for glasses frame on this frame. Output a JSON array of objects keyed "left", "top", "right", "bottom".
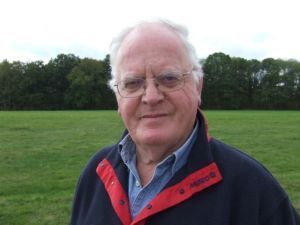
[{"left": 114, "top": 71, "right": 192, "bottom": 98}]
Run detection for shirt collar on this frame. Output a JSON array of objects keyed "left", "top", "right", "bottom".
[
  {"left": 118, "top": 133, "right": 135, "bottom": 164},
  {"left": 172, "top": 120, "right": 198, "bottom": 174}
]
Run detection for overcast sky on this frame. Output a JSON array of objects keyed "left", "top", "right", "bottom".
[{"left": 1, "top": 0, "right": 299, "bottom": 63}]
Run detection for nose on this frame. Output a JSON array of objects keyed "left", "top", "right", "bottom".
[{"left": 141, "top": 79, "right": 164, "bottom": 105}]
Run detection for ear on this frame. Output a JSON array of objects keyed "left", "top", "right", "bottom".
[
  {"left": 197, "top": 77, "right": 203, "bottom": 94},
  {"left": 117, "top": 105, "right": 122, "bottom": 117},
  {"left": 115, "top": 94, "right": 122, "bottom": 116},
  {"left": 197, "top": 78, "right": 203, "bottom": 106}
]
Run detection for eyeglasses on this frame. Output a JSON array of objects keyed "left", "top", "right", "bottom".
[{"left": 114, "top": 71, "right": 191, "bottom": 98}]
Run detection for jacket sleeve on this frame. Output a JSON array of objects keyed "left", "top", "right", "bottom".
[
  {"left": 263, "top": 197, "right": 300, "bottom": 225},
  {"left": 70, "top": 149, "right": 104, "bottom": 225}
]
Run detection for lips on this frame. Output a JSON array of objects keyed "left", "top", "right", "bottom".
[{"left": 140, "top": 113, "right": 168, "bottom": 119}]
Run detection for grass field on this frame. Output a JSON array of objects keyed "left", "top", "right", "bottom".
[{"left": 0, "top": 110, "right": 299, "bottom": 224}]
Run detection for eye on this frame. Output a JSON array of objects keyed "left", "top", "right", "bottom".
[
  {"left": 122, "top": 78, "right": 143, "bottom": 91},
  {"left": 157, "top": 73, "right": 181, "bottom": 87}
]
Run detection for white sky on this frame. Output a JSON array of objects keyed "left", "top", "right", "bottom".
[{"left": 1, "top": 0, "right": 300, "bottom": 62}]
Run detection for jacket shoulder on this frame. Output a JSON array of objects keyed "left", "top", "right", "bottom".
[
  {"left": 209, "top": 138, "right": 280, "bottom": 181},
  {"left": 209, "top": 138, "right": 292, "bottom": 224},
  {"left": 71, "top": 144, "right": 119, "bottom": 224},
  {"left": 209, "top": 138, "right": 287, "bottom": 188}
]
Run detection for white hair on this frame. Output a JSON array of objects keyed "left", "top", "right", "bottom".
[{"left": 108, "top": 19, "right": 203, "bottom": 90}]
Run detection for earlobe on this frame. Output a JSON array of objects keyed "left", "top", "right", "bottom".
[{"left": 116, "top": 95, "right": 122, "bottom": 116}]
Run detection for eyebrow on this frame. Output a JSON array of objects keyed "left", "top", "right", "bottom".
[{"left": 122, "top": 68, "right": 183, "bottom": 77}]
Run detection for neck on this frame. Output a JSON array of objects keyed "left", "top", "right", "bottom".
[
  {"left": 136, "top": 145, "right": 172, "bottom": 165},
  {"left": 133, "top": 122, "right": 196, "bottom": 185},
  {"left": 134, "top": 144, "right": 176, "bottom": 186}
]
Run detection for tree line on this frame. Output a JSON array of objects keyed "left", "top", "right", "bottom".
[{"left": 0, "top": 52, "right": 299, "bottom": 110}]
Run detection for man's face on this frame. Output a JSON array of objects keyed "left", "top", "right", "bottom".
[{"left": 115, "top": 24, "right": 202, "bottom": 152}]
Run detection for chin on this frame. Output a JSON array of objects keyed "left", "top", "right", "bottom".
[{"left": 139, "top": 131, "right": 169, "bottom": 145}]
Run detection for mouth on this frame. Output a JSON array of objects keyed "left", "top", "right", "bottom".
[{"left": 140, "top": 113, "right": 168, "bottom": 119}]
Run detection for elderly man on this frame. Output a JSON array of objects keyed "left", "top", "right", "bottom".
[{"left": 71, "top": 20, "right": 299, "bottom": 225}]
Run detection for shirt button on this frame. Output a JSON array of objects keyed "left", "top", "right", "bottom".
[
  {"left": 146, "top": 204, "right": 152, "bottom": 209},
  {"left": 135, "top": 181, "right": 141, "bottom": 187},
  {"left": 179, "top": 188, "right": 185, "bottom": 194}
]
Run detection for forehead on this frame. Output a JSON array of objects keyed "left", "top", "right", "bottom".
[{"left": 115, "top": 24, "right": 190, "bottom": 74}]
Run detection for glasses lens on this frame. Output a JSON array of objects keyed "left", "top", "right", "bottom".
[
  {"left": 118, "top": 78, "right": 144, "bottom": 97},
  {"left": 116, "top": 72, "right": 187, "bottom": 98},
  {"left": 156, "top": 72, "right": 184, "bottom": 92}
]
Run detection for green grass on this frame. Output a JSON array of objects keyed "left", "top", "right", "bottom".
[{"left": 0, "top": 110, "right": 299, "bottom": 224}]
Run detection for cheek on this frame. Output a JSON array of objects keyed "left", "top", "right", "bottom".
[
  {"left": 117, "top": 98, "right": 139, "bottom": 124},
  {"left": 182, "top": 87, "right": 200, "bottom": 108}
]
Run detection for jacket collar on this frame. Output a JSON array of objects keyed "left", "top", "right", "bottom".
[{"left": 96, "top": 109, "right": 222, "bottom": 225}]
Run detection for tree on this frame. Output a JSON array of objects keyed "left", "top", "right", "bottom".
[
  {"left": 43, "top": 54, "right": 81, "bottom": 109},
  {"left": 1, "top": 53, "right": 299, "bottom": 110},
  {"left": 231, "top": 57, "right": 249, "bottom": 108},
  {"left": 247, "top": 59, "right": 262, "bottom": 108},
  {"left": 21, "top": 61, "right": 48, "bottom": 109},
  {"left": 279, "top": 59, "right": 300, "bottom": 109},
  {"left": 0, "top": 60, "right": 25, "bottom": 109},
  {"left": 255, "top": 58, "right": 283, "bottom": 109},
  {"left": 65, "top": 57, "right": 116, "bottom": 109},
  {"left": 202, "top": 53, "right": 234, "bottom": 109}
]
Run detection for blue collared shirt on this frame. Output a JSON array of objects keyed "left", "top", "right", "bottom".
[{"left": 118, "top": 121, "right": 198, "bottom": 219}]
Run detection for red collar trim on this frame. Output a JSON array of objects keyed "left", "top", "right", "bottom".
[
  {"left": 97, "top": 159, "right": 222, "bottom": 225},
  {"left": 96, "top": 159, "right": 131, "bottom": 225},
  {"left": 131, "top": 162, "right": 222, "bottom": 225}
]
